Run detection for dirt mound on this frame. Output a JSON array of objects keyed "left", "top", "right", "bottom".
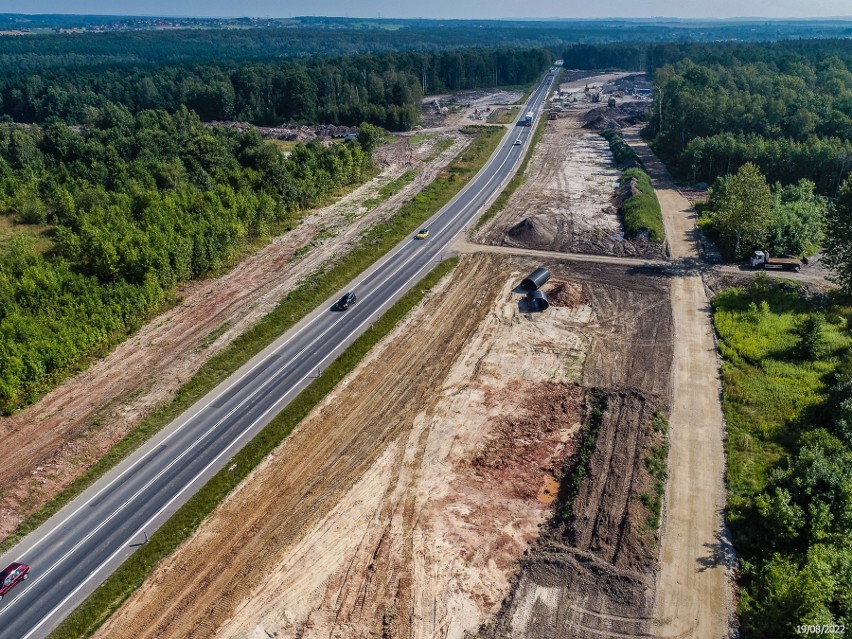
[
  {"left": 545, "top": 280, "right": 589, "bottom": 309},
  {"left": 482, "top": 387, "right": 666, "bottom": 639},
  {"left": 505, "top": 215, "right": 558, "bottom": 247},
  {"left": 583, "top": 107, "right": 620, "bottom": 130},
  {"left": 582, "top": 104, "right": 647, "bottom": 130}
]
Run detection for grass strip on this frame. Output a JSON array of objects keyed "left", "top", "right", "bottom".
[
  {"left": 559, "top": 392, "right": 606, "bottom": 522},
  {"left": 619, "top": 167, "right": 665, "bottom": 243},
  {"left": 475, "top": 114, "right": 547, "bottom": 230},
  {"left": 362, "top": 168, "right": 417, "bottom": 209},
  {"left": 640, "top": 412, "right": 669, "bottom": 533},
  {"left": 47, "top": 257, "right": 459, "bottom": 639},
  {"left": 0, "top": 127, "right": 504, "bottom": 558},
  {"left": 601, "top": 128, "right": 644, "bottom": 169},
  {"left": 486, "top": 105, "right": 520, "bottom": 125}
]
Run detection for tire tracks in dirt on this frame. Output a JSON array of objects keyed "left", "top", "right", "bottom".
[{"left": 0, "top": 132, "right": 469, "bottom": 543}]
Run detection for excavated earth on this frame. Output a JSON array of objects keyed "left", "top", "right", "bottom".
[
  {"left": 94, "top": 255, "right": 673, "bottom": 639},
  {"left": 482, "top": 387, "right": 666, "bottom": 639},
  {"left": 475, "top": 92, "right": 666, "bottom": 261}
]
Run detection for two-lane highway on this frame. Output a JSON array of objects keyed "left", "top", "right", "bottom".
[{"left": 0, "top": 68, "right": 557, "bottom": 639}]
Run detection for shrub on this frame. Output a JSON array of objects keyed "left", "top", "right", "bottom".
[{"left": 618, "top": 167, "right": 665, "bottom": 243}]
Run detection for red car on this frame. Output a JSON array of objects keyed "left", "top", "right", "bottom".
[{"left": 0, "top": 562, "right": 29, "bottom": 601}]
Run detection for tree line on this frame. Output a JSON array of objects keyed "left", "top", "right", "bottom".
[
  {"left": 0, "top": 48, "right": 553, "bottom": 130},
  {"left": 0, "top": 109, "right": 381, "bottom": 411}
]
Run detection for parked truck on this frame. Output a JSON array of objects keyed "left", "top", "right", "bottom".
[{"left": 750, "top": 250, "right": 803, "bottom": 272}]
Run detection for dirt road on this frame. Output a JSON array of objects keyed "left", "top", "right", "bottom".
[{"left": 624, "top": 130, "right": 733, "bottom": 637}]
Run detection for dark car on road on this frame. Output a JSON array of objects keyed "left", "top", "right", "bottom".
[
  {"left": 335, "top": 292, "right": 357, "bottom": 311},
  {"left": 0, "top": 562, "right": 29, "bottom": 601}
]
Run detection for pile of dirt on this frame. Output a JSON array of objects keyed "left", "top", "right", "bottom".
[
  {"left": 582, "top": 104, "right": 647, "bottom": 130},
  {"left": 482, "top": 387, "right": 666, "bottom": 639},
  {"left": 505, "top": 215, "right": 557, "bottom": 247},
  {"left": 545, "top": 280, "right": 589, "bottom": 309}
]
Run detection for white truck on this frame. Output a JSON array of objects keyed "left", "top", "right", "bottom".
[{"left": 750, "top": 250, "right": 803, "bottom": 272}]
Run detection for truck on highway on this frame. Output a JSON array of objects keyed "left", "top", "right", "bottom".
[
  {"left": 750, "top": 250, "right": 803, "bottom": 272},
  {"left": 523, "top": 111, "right": 534, "bottom": 126}
]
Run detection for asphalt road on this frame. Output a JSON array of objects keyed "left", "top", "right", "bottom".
[{"left": 0, "top": 71, "right": 557, "bottom": 638}]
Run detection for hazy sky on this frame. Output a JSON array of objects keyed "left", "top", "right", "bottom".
[{"left": 3, "top": 1, "right": 851, "bottom": 19}]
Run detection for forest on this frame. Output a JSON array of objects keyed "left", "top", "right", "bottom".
[
  {"left": 564, "top": 40, "right": 852, "bottom": 193},
  {"left": 0, "top": 48, "right": 553, "bottom": 130},
  {"left": 643, "top": 41, "right": 852, "bottom": 194},
  {"left": 1, "top": 16, "right": 849, "bottom": 72},
  {"left": 0, "top": 109, "right": 380, "bottom": 411}
]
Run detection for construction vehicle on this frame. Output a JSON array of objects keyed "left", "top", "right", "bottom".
[{"left": 750, "top": 250, "right": 803, "bottom": 272}]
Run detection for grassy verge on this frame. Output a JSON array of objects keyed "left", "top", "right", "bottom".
[
  {"left": 48, "top": 257, "right": 459, "bottom": 639},
  {"left": 475, "top": 115, "right": 547, "bottom": 230},
  {"left": 601, "top": 128, "right": 643, "bottom": 168},
  {"left": 0, "top": 126, "right": 505, "bottom": 558},
  {"left": 619, "top": 167, "right": 665, "bottom": 243},
  {"left": 487, "top": 105, "right": 520, "bottom": 125},
  {"left": 712, "top": 275, "right": 852, "bottom": 637},
  {"left": 362, "top": 169, "right": 417, "bottom": 209},
  {"left": 640, "top": 412, "right": 669, "bottom": 533},
  {"left": 425, "top": 137, "right": 455, "bottom": 160}
]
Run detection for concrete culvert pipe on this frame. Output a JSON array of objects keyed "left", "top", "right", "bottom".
[{"left": 520, "top": 267, "right": 551, "bottom": 292}]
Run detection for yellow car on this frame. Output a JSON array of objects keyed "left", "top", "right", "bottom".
[{"left": 416, "top": 228, "right": 430, "bottom": 239}]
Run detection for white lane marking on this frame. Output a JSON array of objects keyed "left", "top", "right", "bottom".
[{"left": 0, "top": 204, "right": 442, "bottom": 622}]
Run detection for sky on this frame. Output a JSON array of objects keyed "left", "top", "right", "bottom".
[{"left": 2, "top": 0, "right": 851, "bottom": 20}]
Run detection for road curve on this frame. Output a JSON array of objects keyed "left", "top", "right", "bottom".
[{"left": 0, "top": 70, "right": 558, "bottom": 639}]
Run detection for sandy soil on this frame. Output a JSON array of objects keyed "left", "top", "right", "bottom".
[
  {"left": 419, "top": 89, "right": 523, "bottom": 130},
  {"left": 474, "top": 104, "right": 666, "bottom": 260},
  {"left": 93, "top": 254, "right": 674, "bottom": 639},
  {"left": 0, "top": 132, "right": 470, "bottom": 542},
  {"left": 623, "top": 129, "right": 734, "bottom": 637}
]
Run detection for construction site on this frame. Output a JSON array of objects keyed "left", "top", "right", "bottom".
[{"left": 3, "top": 72, "right": 734, "bottom": 638}]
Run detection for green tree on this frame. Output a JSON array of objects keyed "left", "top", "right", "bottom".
[
  {"left": 709, "top": 162, "right": 773, "bottom": 259},
  {"left": 356, "top": 122, "right": 385, "bottom": 153},
  {"left": 823, "top": 175, "right": 852, "bottom": 293},
  {"left": 766, "top": 180, "right": 825, "bottom": 257},
  {"left": 794, "top": 313, "right": 828, "bottom": 360}
]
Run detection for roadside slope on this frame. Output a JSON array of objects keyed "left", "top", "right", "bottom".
[{"left": 623, "top": 129, "right": 732, "bottom": 638}]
